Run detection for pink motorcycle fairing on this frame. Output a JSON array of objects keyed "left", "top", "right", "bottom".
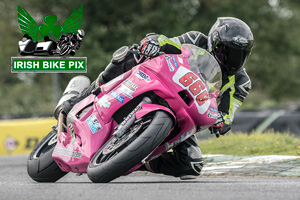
[{"left": 52, "top": 44, "right": 222, "bottom": 173}]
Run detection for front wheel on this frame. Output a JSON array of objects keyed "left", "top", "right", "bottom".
[
  {"left": 87, "top": 111, "right": 174, "bottom": 183},
  {"left": 27, "top": 130, "right": 68, "bottom": 182}
]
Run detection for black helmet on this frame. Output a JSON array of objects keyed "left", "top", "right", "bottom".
[{"left": 208, "top": 17, "right": 254, "bottom": 75}]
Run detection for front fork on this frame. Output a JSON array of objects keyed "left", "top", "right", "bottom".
[
  {"left": 55, "top": 96, "right": 153, "bottom": 140},
  {"left": 56, "top": 112, "right": 66, "bottom": 138},
  {"left": 113, "top": 97, "right": 152, "bottom": 138}
]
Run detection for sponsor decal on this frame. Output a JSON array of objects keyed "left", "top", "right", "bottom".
[
  {"left": 209, "top": 107, "right": 218, "bottom": 113},
  {"left": 232, "top": 35, "right": 248, "bottom": 45},
  {"left": 86, "top": 114, "right": 102, "bottom": 134},
  {"left": 25, "top": 137, "right": 39, "bottom": 149},
  {"left": 172, "top": 55, "right": 179, "bottom": 68},
  {"left": 68, "top": 122, "right": 76, "bottom": 144},
  {"left": 121, "top": 106, "right": 142, "bottom": 126},
  {"left": 110, "top": 90, "right": 125, "bottom": 103},
  {"left": 179, "top": 130, "right": 194, "bottom": 142},
  {"left": 164, "top": 55, "right": 174, "bottom": 72},
  {"left": 4, "top": 137, "right": 18, "bottom": 151},
  {"left": 207, "top": 111, "right": 218, "bottom": 119},
  {"left": 123, "top": 79, "right": 137, "bottom": 91},
  {"left": 98, "top": 95, "right": 111, "bottom": 108},
  {"left": 173, "top": 66, "right": 210, "bottom": 114},
  {"left": 135, "top": 70, "right": 150, "bottom": 82},
  {"left": 177, "top": 55, "right": 184, "bottom": 66},
  {"left": 54, "top": 147, "right": 81, "bottom": 159},
  {"left": 166, "top": 130, "right": 194, "bottom": 151},
  {"left": 118, "top": 79, "right": 138, "bottom": 99}
]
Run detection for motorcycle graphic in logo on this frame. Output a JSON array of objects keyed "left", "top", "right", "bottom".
[{"left": 17, "top": 6, "right": 84, "bottom": 56}]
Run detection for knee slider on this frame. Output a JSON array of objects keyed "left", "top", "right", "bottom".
[
  {"left": 186, "top": 146, "right": 203, "bottom": 175},
  {"left": 190, "top": 161, "right": 204, "bottom": 175}
]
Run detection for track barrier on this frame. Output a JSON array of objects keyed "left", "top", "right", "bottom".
[{"left": 0, "top": 118, "right": 56, "bottom": 156}]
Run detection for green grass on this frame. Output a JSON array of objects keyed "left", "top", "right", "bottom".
[{"left": 198, "top": 131, "right": 300, "bottom": 156}]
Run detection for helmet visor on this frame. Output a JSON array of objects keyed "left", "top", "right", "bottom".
[
  {"left": 213, "top": 43, "right": 250, "bottom": 74},
  {"left": 226, "top": 47, "right": 250, "bottom": 72}
]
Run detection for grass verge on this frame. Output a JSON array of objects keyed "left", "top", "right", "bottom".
[{"left": 198, "top": 131, "right": 300, "bottom": 156}]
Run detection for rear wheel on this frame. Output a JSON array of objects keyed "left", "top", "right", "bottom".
[
  {"left": 27, "top": 130, "right": 68, "bottom": 182},
  {"left": 87, "top": 111, "right": 173, "bottom": 183}
]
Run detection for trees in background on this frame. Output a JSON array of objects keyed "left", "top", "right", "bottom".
[{"left": 1, "top": 0, "right": 299, "bottom": 118}]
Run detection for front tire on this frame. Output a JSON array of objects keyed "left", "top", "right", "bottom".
[
  {"left": 87, "top": 111, "right": 173, "bottom": 183},
  {"left": 27, "top": 130, "right": 68, "bottom": 182}
]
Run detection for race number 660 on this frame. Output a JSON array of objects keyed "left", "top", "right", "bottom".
[{"left": 179, "top": 72, "right": 208, "bottom": 106}]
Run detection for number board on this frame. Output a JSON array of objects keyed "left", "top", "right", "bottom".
[{"left": 172, "top": 66, "right": 210, "bottom": 114}]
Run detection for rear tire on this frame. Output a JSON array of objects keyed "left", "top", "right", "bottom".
[
  {"left": 87, "top": 111, "right": 173, "bottom": 183},
  {"left": 27, "top": 130, "right": 68, "bottom": 182}
]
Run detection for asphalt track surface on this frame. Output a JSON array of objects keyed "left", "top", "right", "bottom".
[{"left": 1, "top": 155, "right": 300, "bottom": 200}]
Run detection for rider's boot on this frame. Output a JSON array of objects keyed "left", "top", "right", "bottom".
[
  {"left": 140, "top": 135, "right": 204, "bottom": 180},
  {"left": 62, "top": 80, "right": 101, "bottom": 117}
]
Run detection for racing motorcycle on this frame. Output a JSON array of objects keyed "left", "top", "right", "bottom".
[{"left": 27, "top": 44, "right": 222, "bottom": 183}]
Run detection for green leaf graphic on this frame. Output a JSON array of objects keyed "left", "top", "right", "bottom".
[
  {"left": 17, "top": 5, "right": 83, "bottom": 41},
  {"left": 17, "top": 5, "right": 41, "bottom": 41},
  {"left": 38, "top": 24, "right": 51, "bottom": 38},
  {"left": 44, "top": 15, "right": 57, "bottom": 26},
  {"left": 62, "top": 6, "right": 83, "bottom": 34},
  {"left": 52, "top": 25, "right": 63, "bottom": 39}
]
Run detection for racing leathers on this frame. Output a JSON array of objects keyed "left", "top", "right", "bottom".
[
  {"left": 97, "top": 31, "right": 251, "bottom": 134},
  {"left": 64, "top": 31, "right": 251, "bottom": 178}
]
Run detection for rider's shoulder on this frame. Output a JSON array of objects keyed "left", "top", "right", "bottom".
[
  {"left": 234, "top": 68, "right": 251, "bottom": 89},
  {"left": 222, "top": 68, "right": 251, "bottom": 86},
  {"left": 143, "top": 33, "right": 161, "bottom": 41},
  {"left": 179, "top": 31, "right": 207, "bottom": 47},
  {"left": 235, "top": 68, "right": 251, "bottom": 80},
  {"left": 182, "top": 31, "right": 207, "bottom": 39}
]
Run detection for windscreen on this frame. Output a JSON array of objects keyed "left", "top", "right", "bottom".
[{"left": 183, "top": 44, "right": 222, "bottom": 93}]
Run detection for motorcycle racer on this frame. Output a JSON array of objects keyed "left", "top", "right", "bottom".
[{"left": 60, "top": 17, "right": 254, "bottom": 179}]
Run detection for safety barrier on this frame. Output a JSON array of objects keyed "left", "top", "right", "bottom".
[
  {"left": 232, "top": 110, "right": 300, "bottom": 135},
  {"left": 0, "top": 118, "right": 56, "bottom": 156},
  {"left": 1, "top": 108, "right": 300, "bottom": 156}
]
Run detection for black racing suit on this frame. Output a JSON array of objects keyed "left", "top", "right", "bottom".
[{"left": 72, "top": 31, "right": 251, "bottom": 177}]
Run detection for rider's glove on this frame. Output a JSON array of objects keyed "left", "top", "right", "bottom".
[
  {"left": 139, "top": 39, "right": 160, "bottom": 57},
  {"left": 209, "top": 111, "right": 230, "bottom": 138}
]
